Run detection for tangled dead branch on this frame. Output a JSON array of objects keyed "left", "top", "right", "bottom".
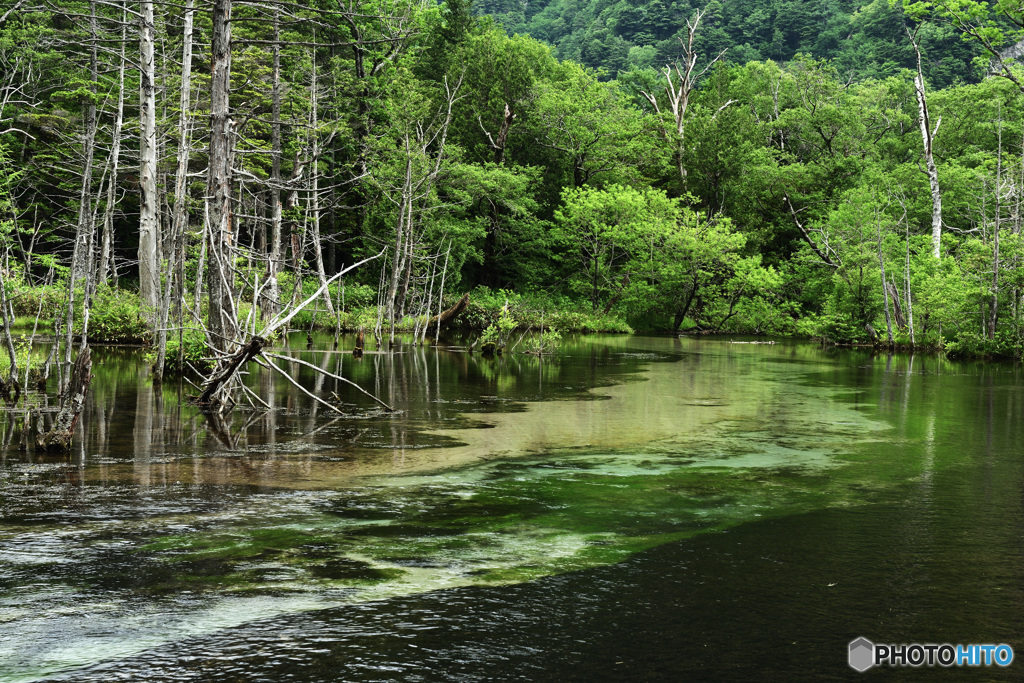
[{"left": 192, "top": 248, "right": 389, "bottom": 416}]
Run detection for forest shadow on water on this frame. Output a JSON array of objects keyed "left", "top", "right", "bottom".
[{"left": 1, "top": 333, "right": 1023, "bottom": 681}]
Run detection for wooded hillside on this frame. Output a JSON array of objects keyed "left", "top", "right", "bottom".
[
  {"left": 2, "top": 0, "right": 1024, "bottom": 368},
  {"left": 480, "top": 0, "right": 980, "bottom": 87}
]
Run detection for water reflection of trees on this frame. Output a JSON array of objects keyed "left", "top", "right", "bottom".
[{"left": 0, "top": 339, "right": 579, "bottom": 476}]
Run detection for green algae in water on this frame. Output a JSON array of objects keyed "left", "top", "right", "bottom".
[
  {"left": 4, "top": 337, "right": 975, "bottom": 682},
  {"left": 118, "top": 422, "right": 895, "bottom": 599}
]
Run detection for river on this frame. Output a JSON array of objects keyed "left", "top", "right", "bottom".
[{"left": 1, "top": 334, "right": 1021, "bottom": 680}]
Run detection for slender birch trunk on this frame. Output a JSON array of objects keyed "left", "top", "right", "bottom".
[
  {"left": 308, "top": 52, "right": 334, "bottom": 314},
  {"left": 908, "top": 28, "right": 943, "bottom": 259},
  {"left": 879, "top": 253, "right": 894, "bottom": 346},
  {"left": 139, "top": 0, "right": 161, "bottom": 321},
  {"left": 262, "top": 9, "right": 283, "bottom": 320},
  {"left": 990, "top": 113, "right": 1002, "bottom": 340},
  {"left": 100, "top": 9, "right": 127, "bottom": 285},
  {"left": 71, "top": 0, "right": 98, "bottom": 287}
]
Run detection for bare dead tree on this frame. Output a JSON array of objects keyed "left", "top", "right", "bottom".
[
  {"left": 99, "top": 5, "right": 127, "bottom": 286},
  {"left": 640, "top": 9, "right": 732, "bottom": 187},
  {"left": 207, "top": 0, "right": 238, "bottom": 351},
  {"left": 154, "top": 0, "right": 194, "bottom": 382},
  {"left": 261, "top": 7, "right": 284, "bottom": 321},
  {"left": 193, "top": 249, "right": 386, "bottom": 415},
  {"left": 907, "top": 27, "right": 943, "bottom": 260},
  {"left": 138, "top": 0, "right": 161, "bottom": 320}
]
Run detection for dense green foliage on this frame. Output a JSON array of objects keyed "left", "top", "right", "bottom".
[
  {"left": 3, "top": 0, "right": 1024, "bottom": 361},
  {"left": 483, "top": 0, "right": 979, "bottom": 87}
]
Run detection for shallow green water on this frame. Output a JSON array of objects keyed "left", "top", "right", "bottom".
[{"left": 1, "top": 335, "right": 1022, "bottom": 680}]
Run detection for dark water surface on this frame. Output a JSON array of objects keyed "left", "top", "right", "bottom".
[{"left": 1, "top": 335, "right": 1022, "bottom": 681}]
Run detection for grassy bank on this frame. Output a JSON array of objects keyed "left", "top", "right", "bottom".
[
  {"left": 8, "top": 278, "right": 1024, "bottom": 365},
  {"left": 285, "top": 286, "right": 634, "bottom": 335}
]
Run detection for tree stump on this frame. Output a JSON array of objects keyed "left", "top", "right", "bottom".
[
  {"left": 43, "top": 346, "right": 92, "bottom": 452},
  {"left": 353, "top": 328, "right": 364, "bottom": 357}
]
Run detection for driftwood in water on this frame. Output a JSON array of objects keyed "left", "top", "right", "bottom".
[
  {"left": 42, "top": 345, "right": 92, "bottom": 452},
  {"left": 427, "top": 293, "right": 469, "bottom": 329},
  {"left": 264, "top": 351, "right": 394, "bottom": 412}
]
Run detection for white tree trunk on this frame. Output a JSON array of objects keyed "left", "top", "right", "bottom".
[
  {"left": 263, "top": 10, "right": 283, "bottom": 320},
  {"left": 308, "top": 53, "right": 334, "bottom": 314},
  {"left": 139, "top": 0, "right": 161, "bottom": 320},
  {"left": 100, "top": 9, "right": 127, "bottom": 285},
  {"left": 908, "top": 30, "right": 943, "bottom": 259}
]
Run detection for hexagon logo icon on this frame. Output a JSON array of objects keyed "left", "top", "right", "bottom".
[{"left": 849, "top": 637, "right": 875, "bottom": 672}]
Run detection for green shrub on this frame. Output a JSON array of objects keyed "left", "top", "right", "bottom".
[
  {"left": 943, "top": 331, "right": 1022, "bottom": 360},
  {"left": 147, "top": 327, "right": 210, "bottom": 374},
  {"left": 0, "top": 336, "right": 46, "bottom": 381},
  {"left": 7, "top": 279, "right": 64, "bottom": 319},
  {"left": 453, "top": 286, "right": 632, "bottom": 333},
  {"left": 85, "top": 287, "right": 151, "bottom": 343},
  {"left": 528, "top": 327, "right": 562, "bottom": 355}
]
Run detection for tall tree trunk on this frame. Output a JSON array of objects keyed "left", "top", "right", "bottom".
[
  {"left": 878, "top": 223, "right": 894, "bottom": 347},
  {"left": 71, "top": 1, "right": 99, "bottom": 286},
  {"left": 990, "top": 113, "right": 1003, "bottom": 340},
  {"left": 100, "top": 9, "right": 127, "bottom": 285},
  {"left": 262, "top": 9, "right": 283, "bottom": 320},
  {"left": 64, "top": 0, "right": 100, "bottom": 391},
  {"left": 308, "top": 51, "right": 334, "bottom": 314},
  {"left": 386, "top": 145, "right": 412, "bottom": 343},
  {"left": 155, "top": 0, "right": 194, "bottom": 380},
  {"left": 207, "top": 0, "right": 237, "bottom": 350},
  {"left": 908, "top": 28, "right": 943, "bottom": 259},
  {"left": 139, "top": 0, "right": 161, "bottom": 321},
  {"left": 284, "top": 151, "right": 307, "bottom": 310},
  {"left": 905, "top": 223, "right": 915, "bottom": 346}
]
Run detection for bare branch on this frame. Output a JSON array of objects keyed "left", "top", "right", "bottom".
[
  {"left": 259, "top": 247, "right": 386, "bottom": 337},
  {"left": 264, "top": 351, "right": 394, "bottom": 412},
  {"left": 260, "top": 353, "right": 346, "bottom": 416}
]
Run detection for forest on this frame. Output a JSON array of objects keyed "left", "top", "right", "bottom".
[{"left": 2, "top": 0, "right": 1024, "bottom": 394}]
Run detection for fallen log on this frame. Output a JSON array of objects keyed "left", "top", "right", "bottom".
[{"left": 427, "top": 293, "right": 470, "bottom": 329}]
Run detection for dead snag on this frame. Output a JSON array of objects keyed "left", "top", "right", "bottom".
[
  {"left": 195, "top": 336, "right": 266, "bottom": 408},
  {"left": 427, "top": 293, "right": 470, "bottom": 329},
  {"left": 43, "top": 345, "right": 93, "bottom": 452},
  {"left": 193, "top": 249, "right": 386, "bottom": 415}
]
